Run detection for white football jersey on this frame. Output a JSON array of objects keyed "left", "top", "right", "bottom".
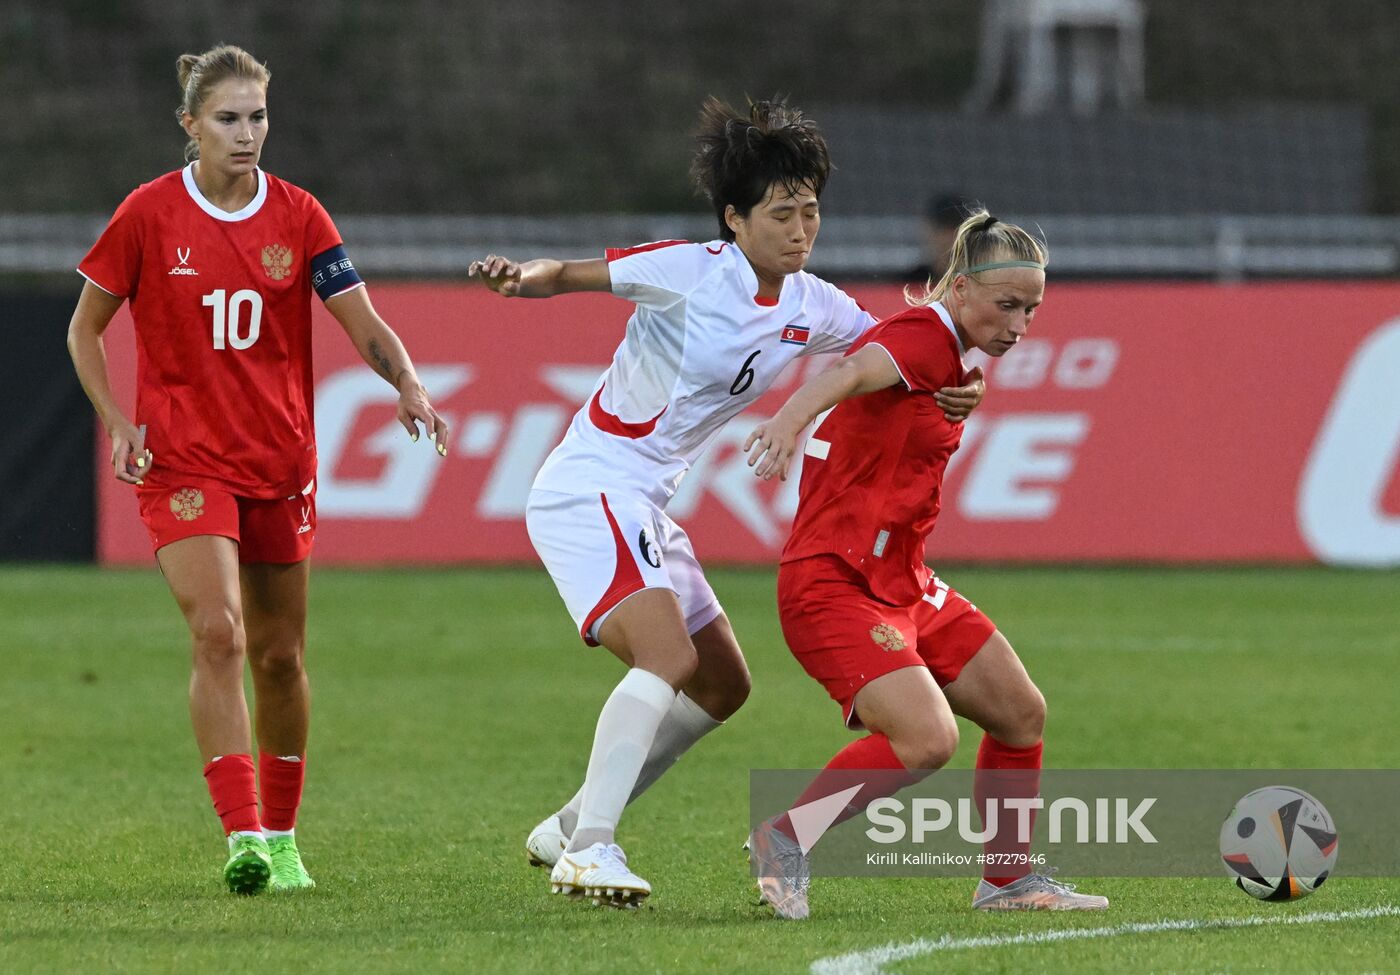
[{"left": 532, "top": 239, "right": 877, "bottom": 506}]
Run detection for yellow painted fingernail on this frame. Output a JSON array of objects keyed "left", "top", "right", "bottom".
[
  {"left": 437, "top": 444, "right": 447, "bottom": 456},
  {"left": 136, "top": 479, "right": 144, "bottom": 485},
  {"left": 411, "top": 432, "right": 419, "bottom": 442},
  {"left": 136, "top": 457, "right": 145, "bottom": 468}
]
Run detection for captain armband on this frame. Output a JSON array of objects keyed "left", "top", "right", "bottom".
[{"left": 310, "top": 245, "right": 364, "bottom": 301}]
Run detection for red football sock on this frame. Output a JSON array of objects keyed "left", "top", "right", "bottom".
[
  {"left": 203, "top": 754, "right": 261, "bottom": 835},
  {"left": 775, "top": 733, "right": 920, "bottom": 842},
  {"left": 974, "top": 734, "right": 1043, "bottom": 886},
  {"left": 258, "top": 752, "right": 306, "bottom": 831}
]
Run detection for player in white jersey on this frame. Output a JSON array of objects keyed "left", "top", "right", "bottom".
[{"left": 470, "top": 98, "right": 986, "bottom": 908}]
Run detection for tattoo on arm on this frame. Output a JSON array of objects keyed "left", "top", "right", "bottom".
[{"left": 367, "top": 338, "right": 402, "bottom": 386}]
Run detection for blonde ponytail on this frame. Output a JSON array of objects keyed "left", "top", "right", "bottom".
[{"left": 907, "top": 209, "right": 1047, "bottom": 306}]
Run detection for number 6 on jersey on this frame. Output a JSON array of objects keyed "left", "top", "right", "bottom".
[{"left": 204, "top": 288, "right": 263, "bottom": 350}]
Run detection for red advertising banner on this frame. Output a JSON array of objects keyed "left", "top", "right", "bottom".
[{"left": 97, "top": 282, "right": 1400, "bottom": 566}]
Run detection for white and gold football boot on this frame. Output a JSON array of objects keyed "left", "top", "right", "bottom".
[{"left": 549, "top": 841, "right": 651, "bottom": 909}]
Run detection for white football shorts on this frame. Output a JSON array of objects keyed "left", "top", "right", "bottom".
[{"left": 525, "top": 488, "right": 723, "bottom": 646}]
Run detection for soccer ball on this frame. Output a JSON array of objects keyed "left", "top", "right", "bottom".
[{"left": 1219, "top": 786, "right": 1338, "bottom": 901}]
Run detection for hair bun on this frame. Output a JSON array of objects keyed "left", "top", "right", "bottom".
[
  {"left": 979, "top": 215, "right": 999, "bottom": 231},
  {"left": 176, "top": 53, "right": 201, "bottom": 90}
]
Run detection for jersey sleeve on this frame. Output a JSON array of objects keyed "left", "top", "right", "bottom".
[
  {"left": 801, "top": 279, "right": 878, "bottom": 356},
  {"left": 304, "top": 196, "right": 363, "bottom": 301},
  {"left": 605, "top": 240, "right": 709, "bottom": 311},
  {"left": 866, "top": 312, "right": 963, "bottom": 393},
  {"left": 77, "top": 192, "right": 144, "bottom": 298}
]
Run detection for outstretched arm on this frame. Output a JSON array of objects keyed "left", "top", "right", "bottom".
[
  {"left": 467, "top": 254, "right": 611, "bottom": 298},
  {"left": 325, "top": 286, "right": 450, "bottom": 453},
  {"left": 67, "top": 280, "right": 151, "bottom": 485},
  {"left": 744, "top": 346, "right": 904, "bottom": 481}
]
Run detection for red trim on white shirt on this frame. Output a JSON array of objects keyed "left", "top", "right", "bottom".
[
  {"left": 579, "top": 493, "right": 648, "bottom": 646},
  {"left": 588, "top": 383, "right": 667, "bottom": 438},
  {"left": 604, "top": 239, "right": 689, "bottom": 262},
  {"left": 754, "top": 294, "right": 779, "bottom": 307}
]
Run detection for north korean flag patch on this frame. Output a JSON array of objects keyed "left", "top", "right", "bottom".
[{"left": 780, "top": 326, "right": 810, "bottom": 346}]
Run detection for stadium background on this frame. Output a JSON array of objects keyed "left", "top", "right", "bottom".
[{"left": 3, "top": 0, "right": 1399, "bottom": 567}]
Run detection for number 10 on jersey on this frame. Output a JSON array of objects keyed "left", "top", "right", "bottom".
[{"left": 203, "top": 289, "right": 263, "bottom": 350}]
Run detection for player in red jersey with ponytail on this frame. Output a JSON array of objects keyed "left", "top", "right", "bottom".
[
  {"left": 67, "top": 45, "right": 448, "bottom": 895},
  {"left": 743, "top": 210, "right": 1108, "bottom": 919}
]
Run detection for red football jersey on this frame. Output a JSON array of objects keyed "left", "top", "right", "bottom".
[
  {"left": 781, "top": 304, "right": 969, "bottom": 606},
  {"left": 79, "top": 165, "right": 360, "bottom": 498}
]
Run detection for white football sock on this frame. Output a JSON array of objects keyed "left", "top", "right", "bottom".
[
  {"left": 566, "top": 668, "right": 676, "bottom": 853},
  {"left": 556, "top": 691, "right": 722, "bottom": 837}
]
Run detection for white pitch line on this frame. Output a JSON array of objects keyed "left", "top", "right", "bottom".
[{"left": 810, "top": 904, "right": 1400, "bottom": 975}]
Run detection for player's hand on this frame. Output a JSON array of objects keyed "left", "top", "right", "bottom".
[
  {"left": 110, "top": 420, "right": 152, "bottom": 485},
  {"left": 934, "top": 365, "right": 985, "bottom": 423},
  {"left": 398, "top": 377, "right": 450, "bottom": 456},
  {"left": 468, "top": 254, "right": 523, "bottom": 297},
  {"left": 744, "top": 417, "right": 803, "bottom": 481}
]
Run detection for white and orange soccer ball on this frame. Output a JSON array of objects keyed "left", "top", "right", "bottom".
[{"left": 1219, "top": 786, "right": 1338, "bottom": 901}]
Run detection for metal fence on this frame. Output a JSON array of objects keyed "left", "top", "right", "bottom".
[{"left": 9, "top": 213, "right": 1398, "bottom": 281}]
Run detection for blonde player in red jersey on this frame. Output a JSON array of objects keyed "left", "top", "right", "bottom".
[
  {"left": 470, "top": 98, "right": 987, "bottom": 908},
  {"left": 66, "top": 45, "right": 448, "bottom": 895},
  {"left": 743, "top": 211, "right": 1109, "bottom": 919}
]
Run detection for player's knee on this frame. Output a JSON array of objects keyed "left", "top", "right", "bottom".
[
  {"left": 996, "top": 687, "right": 1047, "bottom": 748},
  {"left": 893, "top": 717, "right": 959, "bottom": 771},
  {"left": 250, "top": 639, "right": 305, "bottom": 684},
  {"left": 633, "top": 639, "right": 699, "bottom": 689},
  {"left": 925, "top": 721, "right": 961, "bottom": 770},
  {"left": 710, "top": 655, "right": 753, "bottom": 719},
  {"left": 188, "top": 608, "right": 245, "bottom": 666},
  {"left": 900, "top": 736, "right": 958, "bottom": 772},
  {"left": 672, "top": 646, "right": 701, "bottom": 688},
  {"left": 1026, "top": 688, "right": 1047, "bottom": 741},
  {"left": 679, "top": 652, "right": 749, "bottom": 720},
  {"left": 724, "top": 660, "right": 753, "bottom": 715}
]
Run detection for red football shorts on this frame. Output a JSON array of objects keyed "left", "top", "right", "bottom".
[
  {"left": 777, "top": 554, "right": 996, "bottom": 728},
  {"left": 136, "top": 477, "right": 316, "bottom": 564}
]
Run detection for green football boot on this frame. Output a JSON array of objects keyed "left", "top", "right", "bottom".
[
  {"left": 267, "top": 834, "right": 316, "bottom": 891},
  {"left": 223, "top": 833, "right": 272, "bottom": 895}
]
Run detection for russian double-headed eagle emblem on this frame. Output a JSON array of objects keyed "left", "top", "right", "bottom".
[
  {"left": 261, "top": 244, "right": 294, "bottom": 281},
  {"left": 169, "top": 488, "right": 206, "bottom": 522},
  {"left": 869, "top": 623, "right": 907, "bottom": 652}
]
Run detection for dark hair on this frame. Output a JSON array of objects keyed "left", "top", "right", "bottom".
[
  {"left": 690, "top": 96, "right": 831, "bottom": 242},
  {"left": 924, "top": 192, "right": 973, "bottom": 229}
]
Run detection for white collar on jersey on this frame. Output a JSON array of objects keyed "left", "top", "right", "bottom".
[
  {"left": 726, "top": 240, "right": 787, "bottom": 307},
  {"left": 182, "top": 162, "right": 268, "bottom": 222},
  {"left": 928, "top": 300, "right": 968, "bottom": 357}
]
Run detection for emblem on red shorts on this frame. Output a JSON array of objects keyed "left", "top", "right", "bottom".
[
  {"left": 261, "top": 244, "right": 294, "bottom": 281},
  {"left": 169, "top": 488, "right": 206, "bottom": 522},
  {"left": 869, "top": 623, "right": 906, "bottom": 652}
]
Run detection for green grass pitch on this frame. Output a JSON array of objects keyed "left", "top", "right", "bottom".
[{"left": 2, "top": 564, "right": 1397, "bottom": 973}]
